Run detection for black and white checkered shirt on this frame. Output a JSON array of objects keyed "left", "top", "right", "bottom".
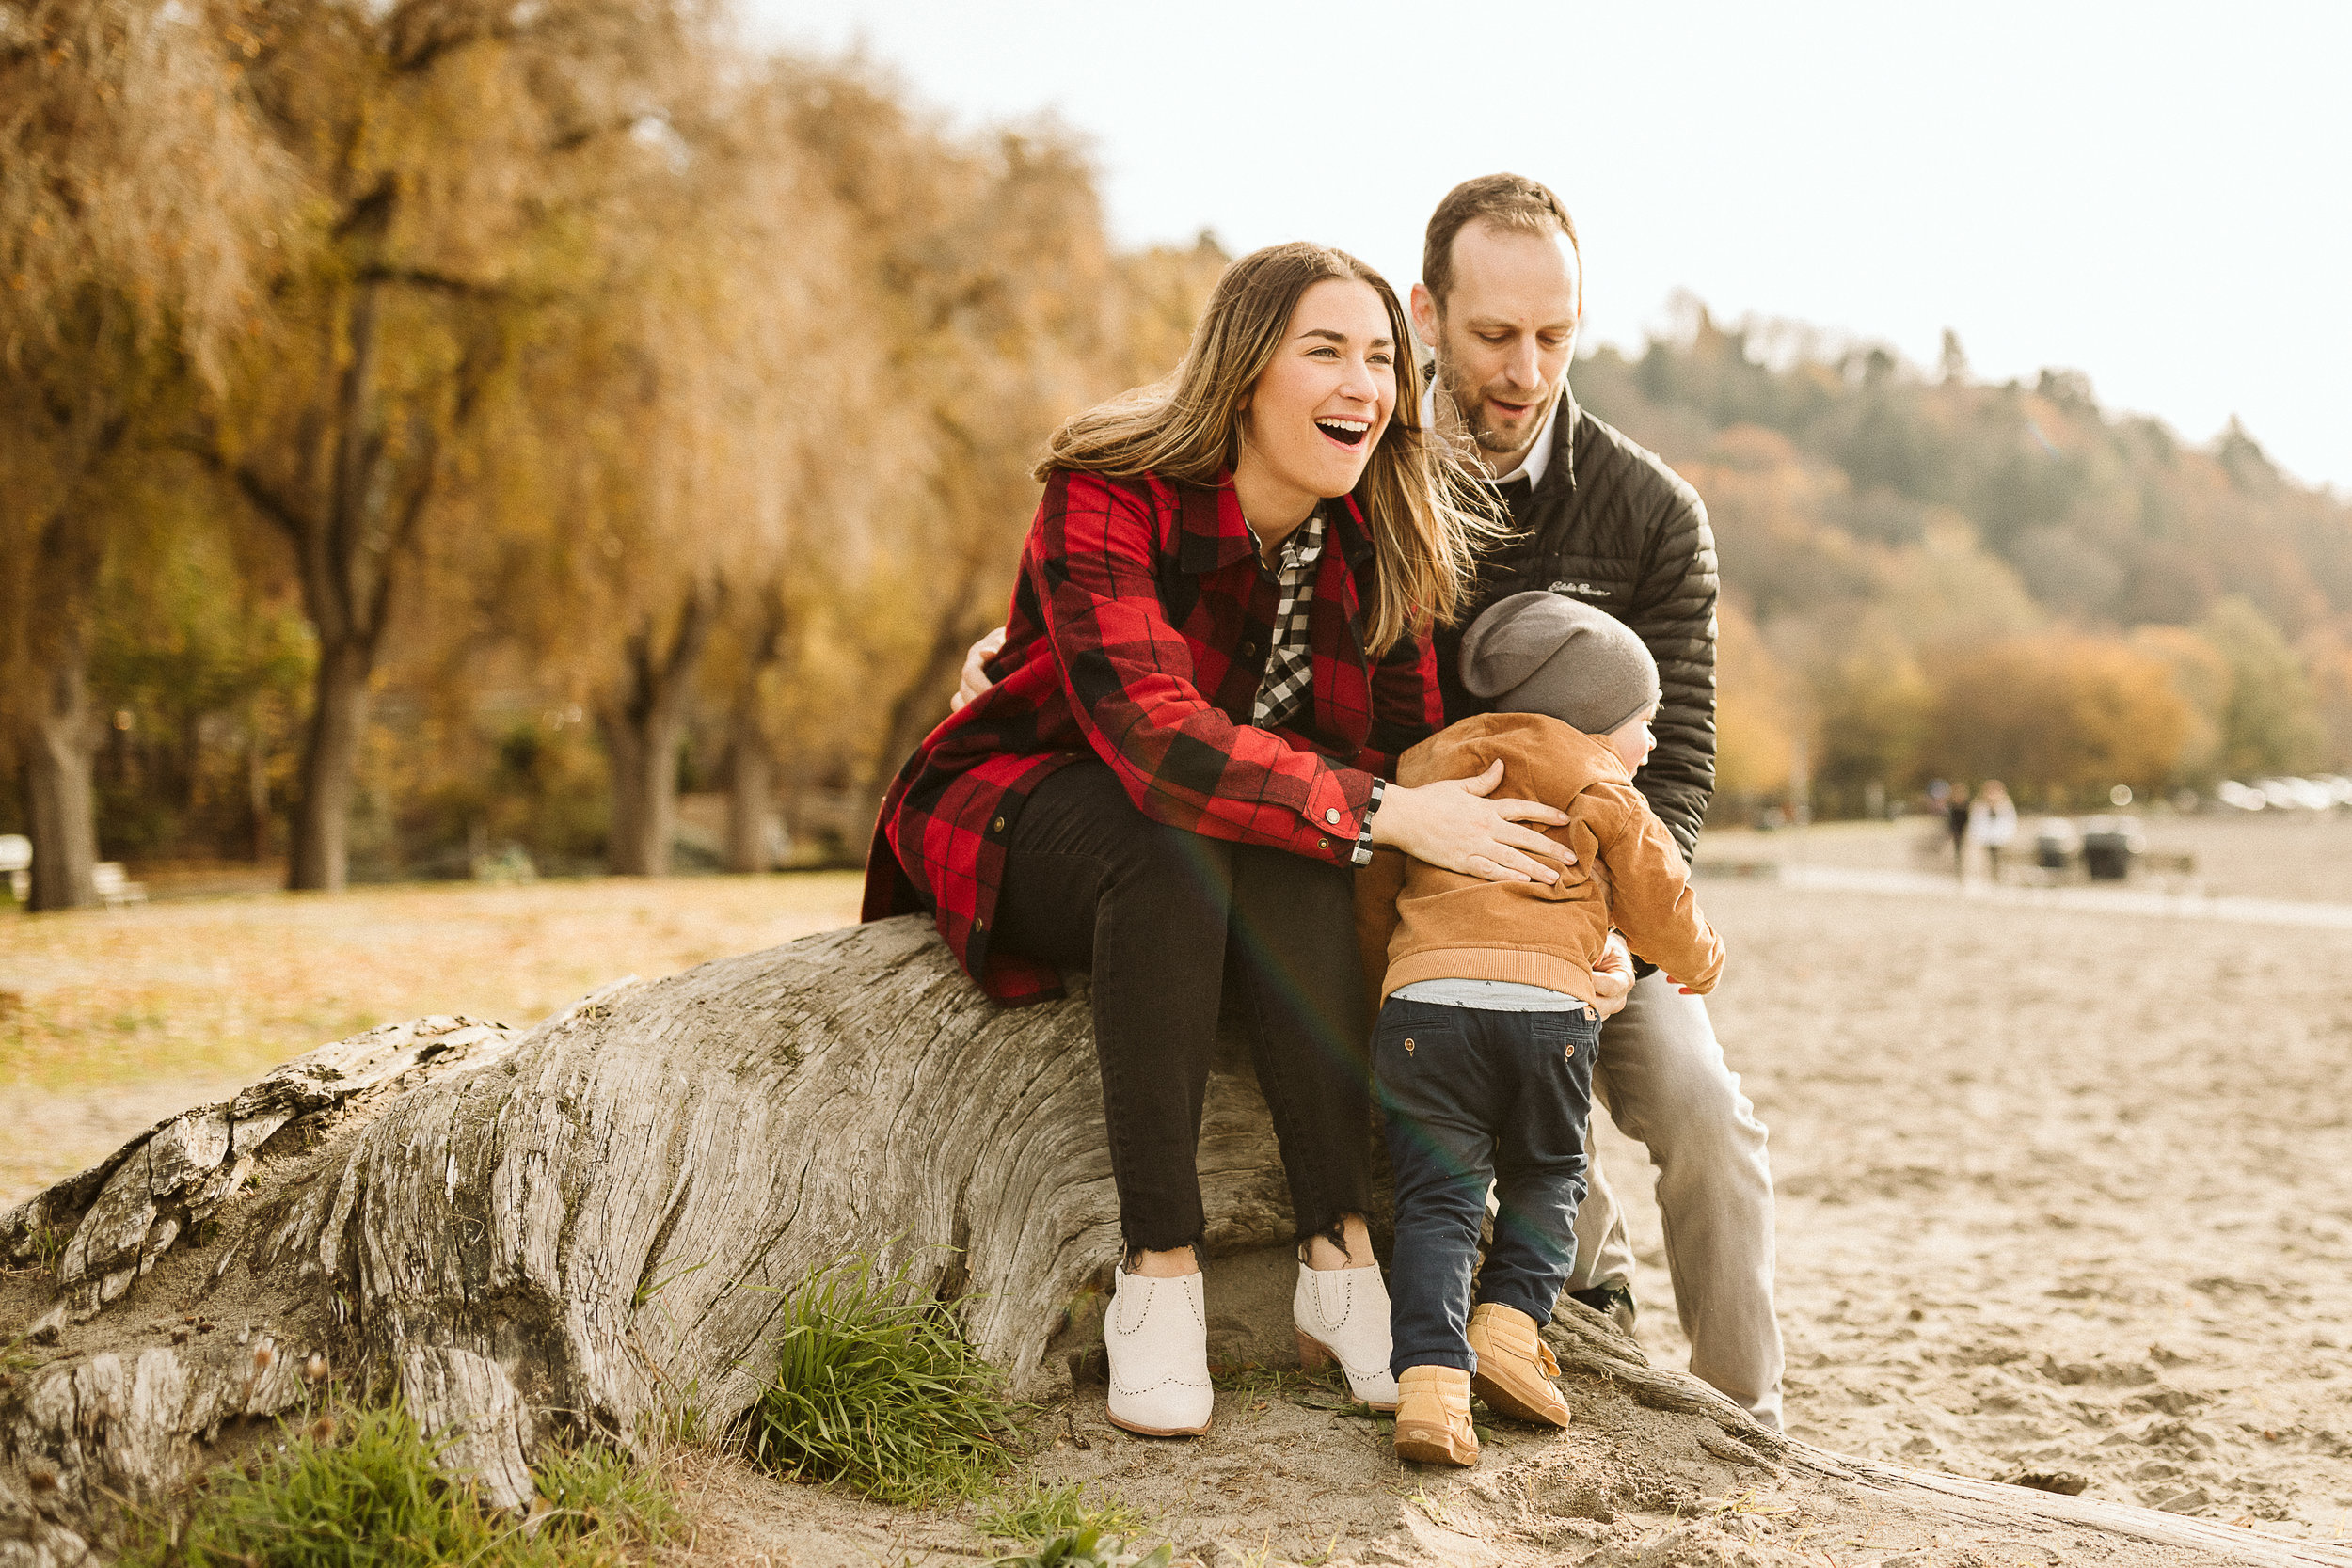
[{"left": 1249, "top": 505, "right": 1326, "bottom": 730}]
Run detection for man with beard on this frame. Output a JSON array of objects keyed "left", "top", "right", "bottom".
[
  {"left": 1403, "top": 173, "right": 1779, "bottom": 1429},
  {"left": 949, "top": 173, "right": 1782, "bottom": 1428}
]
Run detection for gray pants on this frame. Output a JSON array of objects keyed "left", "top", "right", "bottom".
[{"left": 1568, "top": 973, "right": 1785, "bottom": 1428}]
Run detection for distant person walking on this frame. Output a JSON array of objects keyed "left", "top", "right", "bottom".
[
  {"left": 1969, "top": 781, "right": 2017, "bottom": 881},
  {"left": 1946, "top": 783, "right": 1971, "bottom": 877}
]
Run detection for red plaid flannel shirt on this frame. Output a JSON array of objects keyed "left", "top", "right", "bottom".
[{"left": 862, "top": 467, "right": 1443, "bottom": 1004}]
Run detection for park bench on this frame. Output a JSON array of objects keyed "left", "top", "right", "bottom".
[
  {"left": 1, "top": 838, "right": 149, "bottom": 906},
  {"left": 92, "top": 862, "right": 147, "bottom": 908},
  {"left": 1, "top": 833, "right": 27, "bottom": 902}
]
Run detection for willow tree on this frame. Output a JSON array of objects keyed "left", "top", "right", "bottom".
[
  {"left": 189, "top": 0, "right": 713, "bottom": 891},
  {"left": 680, "top": 62, "right": 905, "bottom": 876},
  {"left": 0, "top": 0, "right": 286, "bottom": 909},
  {"left": 452, "top": 51, "right": 884, "bottom": 879},
  {"left": 749, "top": 65, "right": 1233, "bottom": 827}
]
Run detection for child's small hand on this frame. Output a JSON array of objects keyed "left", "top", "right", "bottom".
[{"left": 1590, "top": 932, "right": 1634, "bottom": 1018}]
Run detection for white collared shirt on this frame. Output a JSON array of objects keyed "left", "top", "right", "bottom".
[{"left": 1420, "top": 380, "right": 1561, "bottom": 487}]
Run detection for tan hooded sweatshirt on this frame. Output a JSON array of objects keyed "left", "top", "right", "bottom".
[{"left": 1355, "top": 711, "right": 1725, "bottom": 1006}]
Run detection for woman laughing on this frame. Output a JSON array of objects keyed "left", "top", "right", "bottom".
[{"left": 864, "top": 243, "right": 1576, "bottom": 1437}]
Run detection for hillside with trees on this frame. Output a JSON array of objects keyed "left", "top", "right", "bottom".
[
  {"left": 1575, "top": 303, "right": 2352, "bottom": 818},
  {"left": 7, "top": 4, "right": 2348, "bottom": 904}
]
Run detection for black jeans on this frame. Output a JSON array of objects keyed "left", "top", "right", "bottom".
[
  {"left": 993, "top": 761, "right": 1373, "bottom": 1253},
  {"left": 1375, "top": 996, "right": 1599, "bottom": 1375}
]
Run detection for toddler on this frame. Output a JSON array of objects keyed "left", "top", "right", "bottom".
[{"left": 1355, "top": 591, "right": 1726, "bottom": 1465}]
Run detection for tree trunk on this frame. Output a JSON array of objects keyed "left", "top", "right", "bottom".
[
  {"left": 246, "top": 713, "right": 272, "bottom": 863},
  {"left": 285, "top": 639, "right": 373, "bottom": 893},
  {"left": 723, "top": 729, "right": 776, "bottom": 873},
  {"left": 861, "top": 573, "right": 988, "bottom": 825},
  {"left": 19, "top": 647, "right": 103, "bottom": 912},
  {"left": 722, "top": 586, "right": 789, "bottom": 875},
  {"left": 599, "top": 585, "right": 716, "bottom": 878},
  {"left": 14, "top": 504, "right": 107, "bottom": 913},
  {"left": 212, "top": 276, "right": 441, "bottom": 895},
  {"left": 8, "top": 920, "right": 2349, "bottom": 1568}
]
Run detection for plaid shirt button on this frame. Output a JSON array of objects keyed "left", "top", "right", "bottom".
[{"left": 1324, "top": 808, "right": 1340, "bottom": 825}]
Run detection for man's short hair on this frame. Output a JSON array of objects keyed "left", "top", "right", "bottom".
[{"left": 1422, "top": 173, "right": 1581, "bottom": 311}]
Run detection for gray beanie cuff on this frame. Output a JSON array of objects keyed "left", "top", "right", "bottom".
[{"left": 1592, "top": 697, "right": 1653, "bottom": 739}]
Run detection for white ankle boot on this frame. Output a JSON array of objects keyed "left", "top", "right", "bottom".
[
  {"left": 1103, "top": 1266, "right": 1214, "bottom": 1436},
  {"left": 1294, "top": 1261, "right": 1401, "bottom": 1410}
]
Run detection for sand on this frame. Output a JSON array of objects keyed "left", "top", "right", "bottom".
[
  {"left": 1677, "top": 879, "right": 2352, "bottom": 1536},
  {"left": 652, "top": 872, "right": 2352, "bottom": 1566}
]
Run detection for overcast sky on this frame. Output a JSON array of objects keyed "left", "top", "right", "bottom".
[{"left": 745, "top": 1, "right": 2350, "bottom": 493}]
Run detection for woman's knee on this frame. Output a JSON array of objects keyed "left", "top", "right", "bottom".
[
  {"left": 1104, "top": 815, "right": 1229, "bottom": 893},
  {"left": 1230, "top": 840, "right": 1350, "bottom": 920}
]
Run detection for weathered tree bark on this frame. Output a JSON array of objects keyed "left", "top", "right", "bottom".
[
  {"left": 6, "top": 919, "right": 2349, "bottom": 1568},
  {"left": 598, "top": 584, "right": 717, "bottom": 878}
]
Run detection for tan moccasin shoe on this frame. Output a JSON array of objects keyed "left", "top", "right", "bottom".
[
  {"left": 1467, "top": 1303, "right": 1571, "bottom": 1428},
  {"left": 1392, "top": 1365, "right": 1479, "bottom": 1467}
]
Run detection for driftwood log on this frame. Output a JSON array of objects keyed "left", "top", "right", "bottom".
[{"left": 5, "top": 914, "right": 2349, "bottom": 1567}]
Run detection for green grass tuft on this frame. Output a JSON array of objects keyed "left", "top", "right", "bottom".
[
  {"left": 986, "top": 1527, "right": 1173, "bottom": 1568},
  {"left": 27, "top": 1223, "right": 68, "bottom": 1276},
  {"left": 978, "top": 1479, "right": 1146, "bottom": 1543},
  {"left": 744, "top": 1250, "right": 1022, "bottom": 1506},
  {"left": 525, "top": 1439, "right": 677, "bottom": 1551},
  {"left": 125, "top": 1402, "right": 672, "bottom": 1568}
]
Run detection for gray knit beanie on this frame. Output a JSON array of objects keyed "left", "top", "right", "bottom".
[{"left": 1459, "top": 591, "right": 1661, "bottom": 736}]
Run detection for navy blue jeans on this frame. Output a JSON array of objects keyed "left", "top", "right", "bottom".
[{"left": 1375, "top": 996, "right": 1599, "bottom": 1376}]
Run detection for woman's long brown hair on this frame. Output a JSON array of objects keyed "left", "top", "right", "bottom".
[{"left": 1036, "top": 243, "right": 1497, "bottom": 655}]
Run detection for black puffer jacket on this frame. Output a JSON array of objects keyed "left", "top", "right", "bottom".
[{"left": 1433, "top": 389, "right": 1718, "bottom": 862}]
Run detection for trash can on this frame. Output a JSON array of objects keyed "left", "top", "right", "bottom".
[
  {"left": 2034, "top": 819, "right": 2076, "bottom": 872},
  {"left": 2078, "top": 816, "right": 2144, "bottom": 881}
]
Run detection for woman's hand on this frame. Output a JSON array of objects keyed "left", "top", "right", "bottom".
[
  {"left": 950, "top": 626, "right": 1008, "bottom": 712},
  {"left": 1371, "top": 760, "right": 1572, "bottom": 884}
]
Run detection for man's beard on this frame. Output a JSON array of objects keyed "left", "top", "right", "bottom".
[{"left": 1434, "top": 355, "right": 1547, "bottom": 455}]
